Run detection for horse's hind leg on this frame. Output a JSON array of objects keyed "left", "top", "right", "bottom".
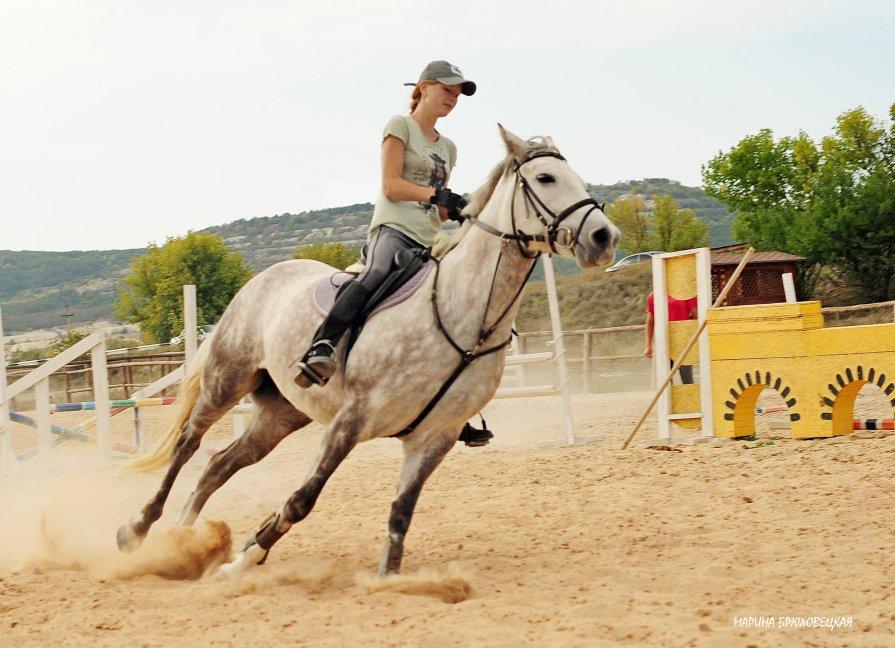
[
  {"left": 178, "top": 380, "right": 312, "bottom": 527},
  {"left": 117, "top": 369, "right": 261, "bottom": 551},
  {"left": 378, "top": 433, "right": 456, "bottom": 576},
  {"left": 218, "top": 411, "right": 362, "bottom": 577}
]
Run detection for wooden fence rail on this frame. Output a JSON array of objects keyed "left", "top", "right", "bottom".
[
  {"left": 3, "top": 300, "right": 893, "bottom": 409},
  {"left": 4, "top": 352, "right": 186, "bottom": 409}
]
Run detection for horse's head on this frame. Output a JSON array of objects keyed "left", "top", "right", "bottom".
[{"left": 466, "top": 125, "right": 619, "bottom": 268}]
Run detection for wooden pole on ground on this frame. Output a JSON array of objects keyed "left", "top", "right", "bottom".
[{"left": 622, "top": 248, "right": 755, "bottom": 450}]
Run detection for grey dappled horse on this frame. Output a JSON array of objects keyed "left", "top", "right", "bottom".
[{"left": 117, "top": 126, "right": 619, "bottom": 578}]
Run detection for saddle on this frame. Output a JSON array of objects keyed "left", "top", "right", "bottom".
[{"left": 312, "top": 248, "right": 434, "bottom": 323}]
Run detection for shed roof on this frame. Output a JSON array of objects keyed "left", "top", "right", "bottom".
[{"left": 711, "top": 250, "right": 806, "bottom": 266}]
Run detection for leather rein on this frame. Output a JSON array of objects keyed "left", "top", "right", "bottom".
[{"left": 395, "top": 151, "right": 604, "bottom": 437}]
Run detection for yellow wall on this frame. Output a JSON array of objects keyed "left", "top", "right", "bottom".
[{"left": 708, "top": 302, "right": 895, "bottom": 438}]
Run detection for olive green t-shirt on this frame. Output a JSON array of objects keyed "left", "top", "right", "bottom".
[{"left": 369, "top": 115, "right": 458, "bottom": 247}]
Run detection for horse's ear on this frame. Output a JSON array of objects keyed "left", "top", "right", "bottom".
[{"left": 498, "top": 124, "right": 527, "bottom": 161}]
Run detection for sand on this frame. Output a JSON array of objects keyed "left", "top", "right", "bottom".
[{"left": 1, "top": 390, "right": 893, "bottom": 647}]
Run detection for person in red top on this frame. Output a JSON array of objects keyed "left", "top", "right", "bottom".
[{"left": 644, "top": 292, "right": 698, "bottom": 383}]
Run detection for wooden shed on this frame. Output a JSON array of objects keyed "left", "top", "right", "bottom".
[{"left": 711, "top": 248, "right": 805, "bottom": 306}]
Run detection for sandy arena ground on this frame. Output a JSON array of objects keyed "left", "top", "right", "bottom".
[{"left": 1, "top": 390, "right": 894, "bottom": 647}]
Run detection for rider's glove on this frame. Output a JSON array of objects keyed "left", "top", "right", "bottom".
[{"left": 430, "top": 188, "right": 468, "bottom": 222}]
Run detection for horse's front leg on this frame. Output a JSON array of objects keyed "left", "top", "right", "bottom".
[
  {"left": 218, "top": 412, "right": 361, "bottom": 578},
  {"left": 378, "top": 431, "right": 456, "bottom": 577}
]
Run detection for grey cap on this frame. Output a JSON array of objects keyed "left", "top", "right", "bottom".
[{"left": 404, "top": 60, "right": 476, "bottom": 96}]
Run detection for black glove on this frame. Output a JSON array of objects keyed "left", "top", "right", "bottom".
[{"left": 429, "top": 188, "right": 467, "bottom": 222}]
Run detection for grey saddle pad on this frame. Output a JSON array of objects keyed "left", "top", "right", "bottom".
[{"left": 312, "top": 263, "right": 434, "bottom": 318}]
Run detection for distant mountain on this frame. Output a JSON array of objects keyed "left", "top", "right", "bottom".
[
  {"left": 0, "top": 180, "right": 735, "bottom": 334},
  {"left": 199, "top": 203, "right": 373, "bottom": 272},
  {"left": 0, "top": 249, "right": 144, "bottom": 334}
]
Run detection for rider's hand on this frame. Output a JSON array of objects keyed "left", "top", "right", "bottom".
[{"left": 430, "top": 188, "right": 467, "bottom": 222}]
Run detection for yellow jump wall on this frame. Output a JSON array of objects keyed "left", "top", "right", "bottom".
[{"left": 707, "top": 301, "right": 895, "bottom": 438}]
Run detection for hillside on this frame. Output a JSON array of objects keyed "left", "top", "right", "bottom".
[
  {"left": 0, "top": 179, "right": 733, "bottom": 334},
  {"left": 518, "top": 262, "right": 653, "bottom": 331},
  {"left": 0, "top": 250, "right": 144, "bottom": 333},
  {"left": 201, "top": 204, "right": 373, "bottom": 272},
  {"left": 587, "top": 178, "right": 735, "bottom": 249}
]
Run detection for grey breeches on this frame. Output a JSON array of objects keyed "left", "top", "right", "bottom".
[{"left": 356, "top": 225, "right": 425, "bottom": 293}]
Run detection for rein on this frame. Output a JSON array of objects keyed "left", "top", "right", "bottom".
[
  {"left": 394, "top": 251, "right": 537, "bottom": 437},
  {"left": 395, "top": 150, "right": 598, "bottom": 437}
]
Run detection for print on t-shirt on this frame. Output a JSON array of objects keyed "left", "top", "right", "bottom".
[{"left": 428, "top": 152, "right": 448, "bottom": 191}]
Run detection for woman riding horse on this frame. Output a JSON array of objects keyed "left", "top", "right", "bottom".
[
  {"left": 294, "top": 60, "right": 473, "bottom": 391},
  {"left": 116, "top": 117, "right": 620, "bottom": 579}
]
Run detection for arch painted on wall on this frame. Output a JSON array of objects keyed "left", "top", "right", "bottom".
[
  {"left": 819, "top": 366, "right": 895, "bottom": 436},
  {"left": 722, "top": 370, "right": 799, "bottom": 438}
]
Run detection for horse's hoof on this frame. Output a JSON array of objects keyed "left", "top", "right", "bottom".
[
  {"left": 116, "top": 523, "right": 144, "bottom": 553},
  {"left": 217, "top": 540, "right": 269, "bottom": 580}
]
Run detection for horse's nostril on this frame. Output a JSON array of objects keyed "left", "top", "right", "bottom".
[{"left": 591, "top": 227, "right": 610, "bottom": 247}]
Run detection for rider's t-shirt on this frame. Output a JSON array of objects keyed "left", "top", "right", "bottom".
[{"left": 369, "top": 115, "right": 457, "bottom": 247}]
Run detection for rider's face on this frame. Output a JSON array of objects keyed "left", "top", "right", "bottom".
[{"left": 423, "top": 83, "right": 462, "bottom": 117}]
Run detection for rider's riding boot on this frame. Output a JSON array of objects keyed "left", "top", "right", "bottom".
[
  {"left": 458, "top": 420, "right": 494, "bottom": 447},
  {"left": 295, "top": 281, "right": 371, "bottom": 388}
]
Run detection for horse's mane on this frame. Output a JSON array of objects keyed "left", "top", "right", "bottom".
[
  {"left": 434, "top": 136, "right": 561, "bottom": 258},
  {"left": 465, "top": 136, "right": 562, "bottom": 217}
]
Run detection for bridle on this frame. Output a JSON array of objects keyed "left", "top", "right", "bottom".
[
  {"left": 467, "top": 149, "right": 606, "bottom": 258},
  {"left": 394, "top": 148, "right": 607, "bottom": 438}
]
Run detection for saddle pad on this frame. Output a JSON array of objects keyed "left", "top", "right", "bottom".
[{"left": 312, "top": 262, "right": 435, "bottom": 318}]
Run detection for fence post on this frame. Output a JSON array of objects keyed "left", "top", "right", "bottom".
[
  {"left": 124, "top": 364, "right": 133, "bottom": 398},
  {"left": 184, "top": 285, "right": 198, "bottom": 366},
  {"left": 35, "top": 378, "right": 53, "bottom": 461},
  {"left": 1, "top": 307, "right": 15, "bottom": 474},
  {"left": 782, "top": 272, "right": 797, "bottom": 303},
  {"left": 91, "top": 336, "right": 112, "bottom": 458},
  {"left": 582, "top": 331, "right": 592, "bottom": 393}
]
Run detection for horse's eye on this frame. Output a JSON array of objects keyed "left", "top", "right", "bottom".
[{"left": 536, "top": 173, "right": 555, "bottom": 184}]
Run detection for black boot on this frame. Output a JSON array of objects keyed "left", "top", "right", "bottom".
[
  {"left": 458, "top": 420, "right": 494, "bottom": 447},
  {"left": 295, "top": 282, "right": 371, "bottom": 388}
]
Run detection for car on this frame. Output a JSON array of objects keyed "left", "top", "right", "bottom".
[{"left": 604, "top": 251, "right": 664, "bottom": 273}]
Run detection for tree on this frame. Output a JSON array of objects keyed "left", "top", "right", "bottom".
[
  {"left": 48, "top": 330, "right": 90, "bottom": 358},
  {"left": 702, "top": 103, "right": 895, "bottom": 301},
  {"left": 605, "top": 192, "right": 709, "bottom": 254},
  {"left": 650, "top": 195, "right": 709, "bottom": 251},
  {"left": 293, "top": 242, "right": 361, "bottom": 270},
  {"left": 115, "top": 232, "right": 253, "bottom": 343},
  {"left": 605, "top": 193, "right": 651, "bottom": 253}
]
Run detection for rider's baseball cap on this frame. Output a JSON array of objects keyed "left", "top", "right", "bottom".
[{"left": 404, "top": 60, "right": 476, "bottom": 96}]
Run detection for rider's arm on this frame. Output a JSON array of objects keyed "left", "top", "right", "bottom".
[
  {"left": 381, "top": 135, "right": 450, "bottom": 221},
  {"left": 644, "top": 311, "right": 654, "bottom": 357}
]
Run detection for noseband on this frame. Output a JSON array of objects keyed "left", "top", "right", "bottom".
[{"left": 469, "top": 150, "right": 606, "bottom": 258}]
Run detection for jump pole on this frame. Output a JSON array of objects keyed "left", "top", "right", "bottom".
[{"left": 622, "top": 248, "right": 755, "bottom": 450}]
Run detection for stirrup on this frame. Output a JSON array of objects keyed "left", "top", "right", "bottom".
[
  {"left": 458, "top": 421, "right": 494, "bottom": 447},
  {"left": 294, "top": 341, "right": 337, "bottom": 388}
]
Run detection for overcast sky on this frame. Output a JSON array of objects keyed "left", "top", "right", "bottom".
[{"left": 2, "top": 0, "right": 892, "bottom": 252}]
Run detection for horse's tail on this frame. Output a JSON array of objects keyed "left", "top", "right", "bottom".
[{"left": 119, "top": 338, "right": 212, "bottom": 474}]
